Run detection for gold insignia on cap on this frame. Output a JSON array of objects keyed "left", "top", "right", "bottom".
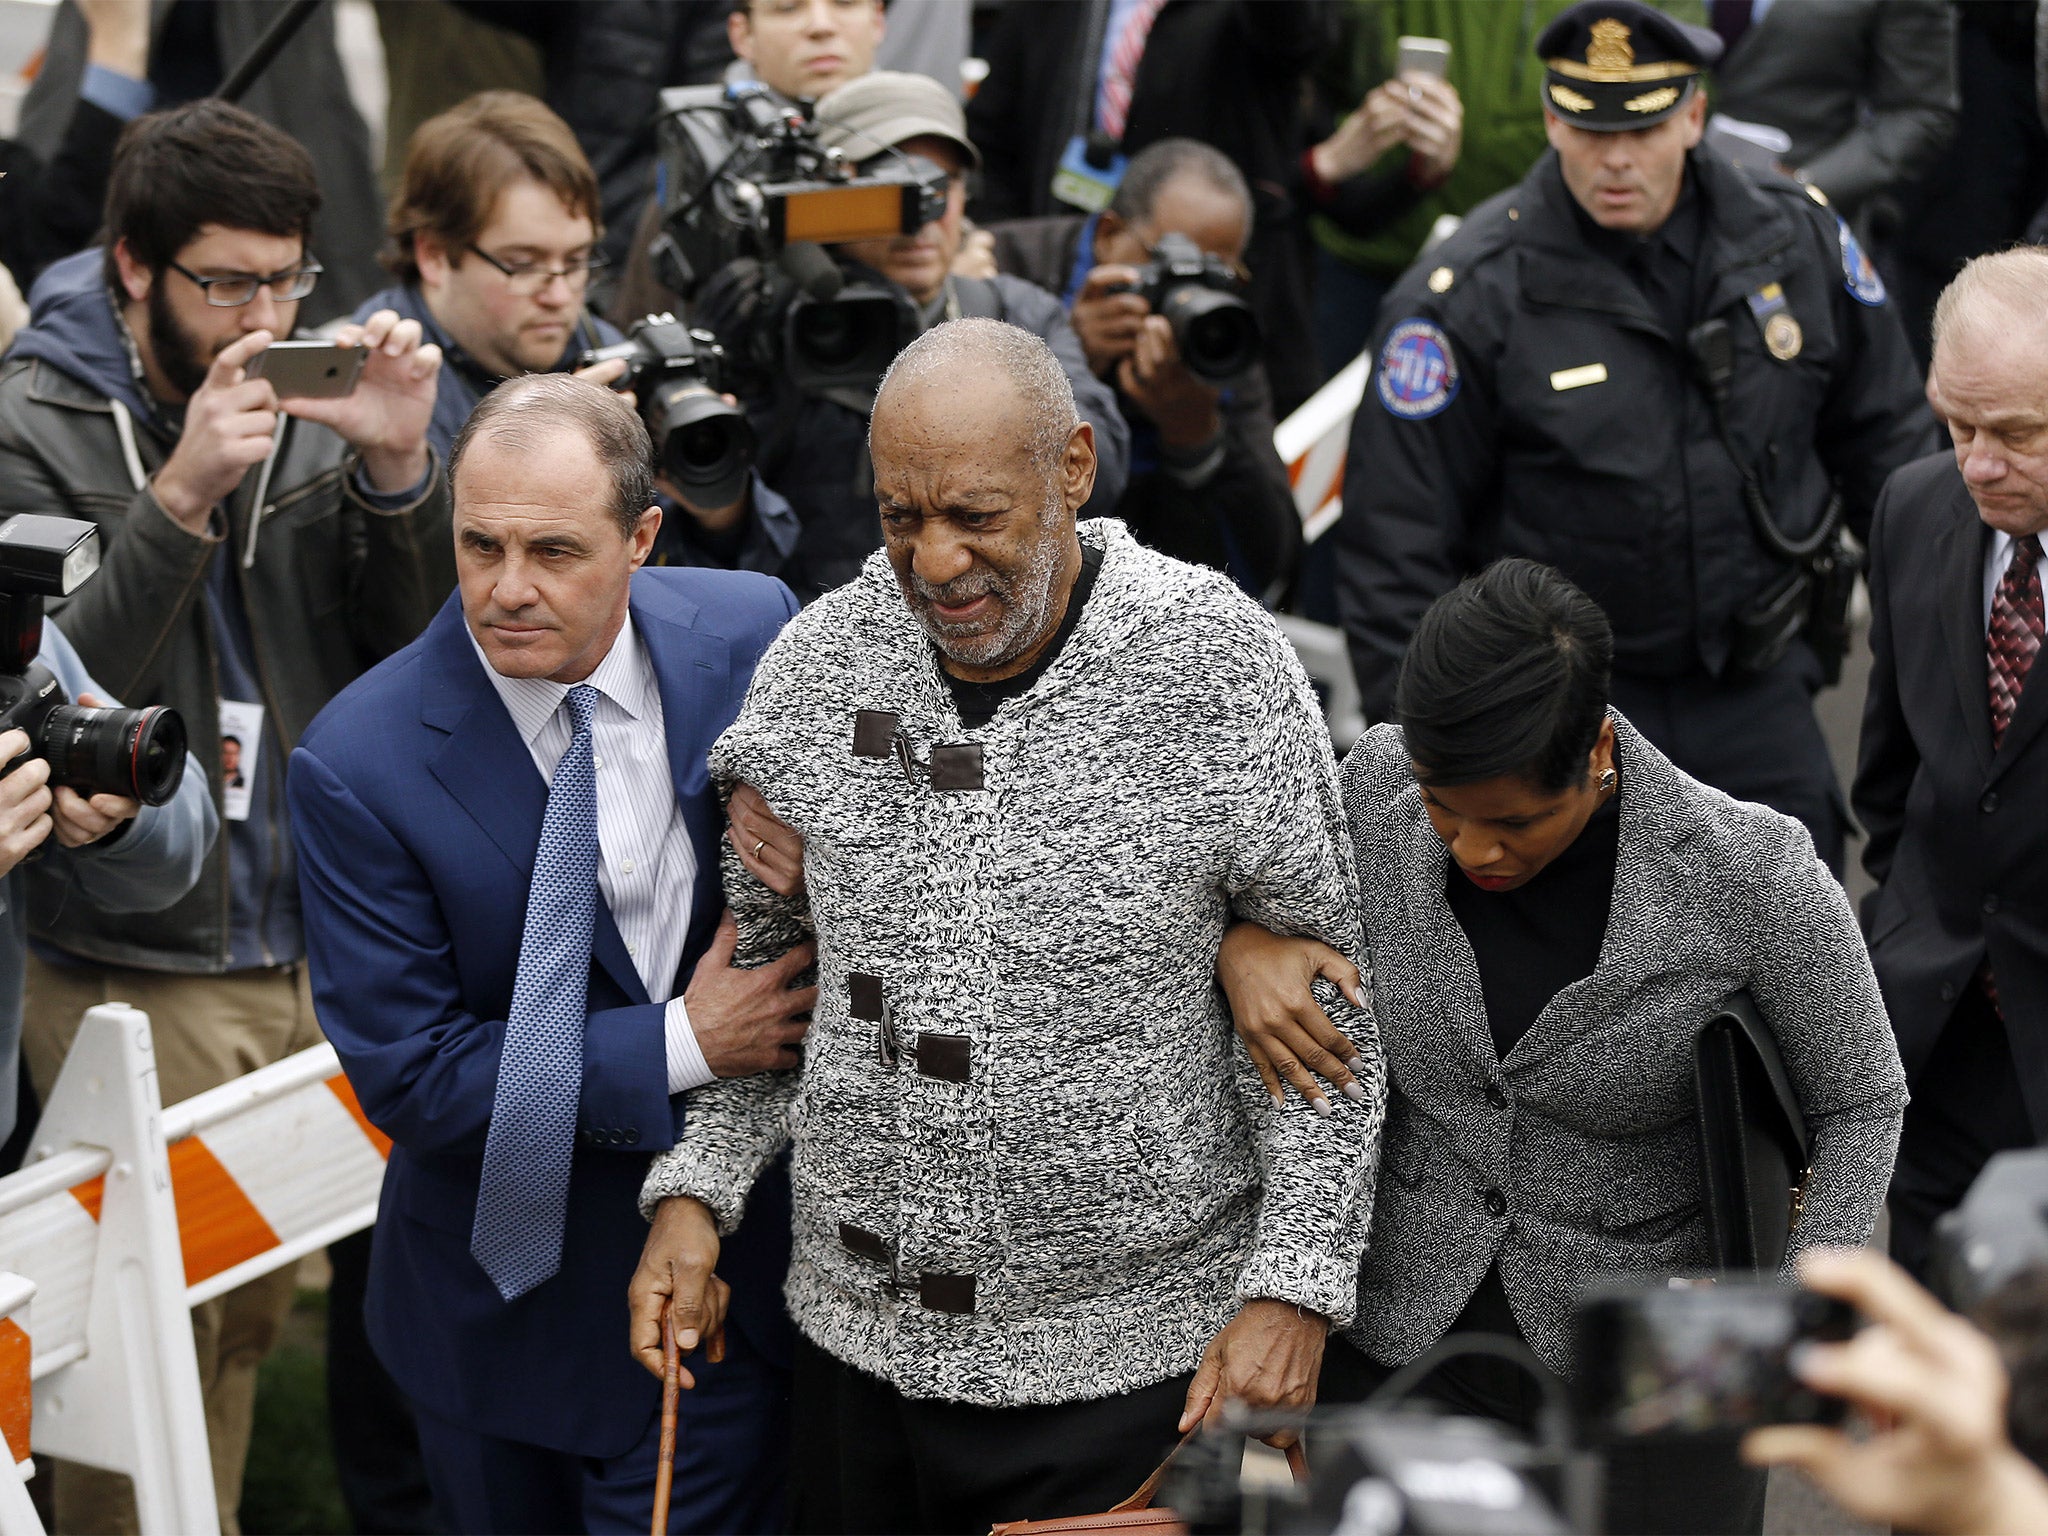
[
  {"left": 1625, "top": 85, "right": 1681, "bottom": 114},
  {"left": 1428, "top": 266, "right": 1455, "bottom": 293},
  {"left": 1587, "top": 18, "right": 1635, "bottom": 71},
  {"left": 1764, "top": 313, "right": 1803, "bottom": 361},
  {"left": 1549, "top": 82, "right": 1597, "bottom": 113}
]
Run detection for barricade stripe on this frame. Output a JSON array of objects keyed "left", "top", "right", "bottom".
[
  {"left": 0, "top": 1317, "right": 26, "bottom": 1462},
  {"left": 69, "top": 1176, "right": 103, "bottom": 1223},
  {"left": 199, "top": 1081, "right": 386, "bottom": 1256},
  {"left": 325, "top": 1074, "right": 392, "bottom": 1159},
  {"left": 0, "top": 1196, "right": 95, "bottom": 1373},
  {"left": 167, "top": 1139, "right": 280, "bottom": 1287}
]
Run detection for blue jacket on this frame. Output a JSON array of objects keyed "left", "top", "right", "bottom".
[
  {"left": 287, "top": 567, "right": 797, "bottom": 1456},
  {"left": 3, "top": 623, "right": 216, "bottom": 1140}
]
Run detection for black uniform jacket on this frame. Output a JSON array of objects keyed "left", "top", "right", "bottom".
[
  {"left": 1335, "top": 146, "right": 1935, "bottom": 718},
  {"left": 1855, "top": 452, "right": 2048, "bottom": 1130}
]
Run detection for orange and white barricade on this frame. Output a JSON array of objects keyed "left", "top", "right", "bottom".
[
  {"left": 1274, "top": 353, "right": 1373, "bottom": 745},
  {"left": 0, "top": 1004, "right": 390, "bottom": 1536}
]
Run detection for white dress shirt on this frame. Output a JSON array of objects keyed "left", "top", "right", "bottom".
[
  {"left": 471, "top": 617, "right": 712, "bottom": 1093},
  {"left": 1987, "top": 527, "right": 2019, "bottom": 632}
]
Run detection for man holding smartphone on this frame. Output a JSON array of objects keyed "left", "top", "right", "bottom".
[{"left": 0, "top": 98, "right": 450, "bottom": 1535}]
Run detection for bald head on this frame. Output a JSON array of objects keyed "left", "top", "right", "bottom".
[
  {"left": 873, "top": 318, "right": 1080, "bottom": 476},
  {"left": 1930, "top": 250, "right": 2048, "bottom": 539},
  {"left": 868, "top": 320, "right": 1096, "bottom": 681}
]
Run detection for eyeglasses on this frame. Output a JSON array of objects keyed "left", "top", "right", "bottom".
[
  {"left": 170, "top": 258, "right": 323, "bottom": 307},
  {"left": 467, "top": 245, "right": 611, "bottom": 292}
]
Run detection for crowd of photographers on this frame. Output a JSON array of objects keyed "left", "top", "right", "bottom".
[{"left": 2, "top": 1, "right": 2048, "bottom": 1534}]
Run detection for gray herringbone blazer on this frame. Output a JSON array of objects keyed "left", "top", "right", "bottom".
[{"left": 1342, "top": 713, "right": 1905, "bottom": 1377}]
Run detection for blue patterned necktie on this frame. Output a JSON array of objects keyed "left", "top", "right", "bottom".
[{"left": 472, "top": 683, "right": 600, "bottom": 1301}]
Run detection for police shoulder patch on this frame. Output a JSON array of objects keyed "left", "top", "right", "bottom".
[
  {"left": 1376, "top": 318, "right": 1460, "bottom": 420},
  {"left": 1837, "top": 219, "right": 1887, "bottom": 306}
]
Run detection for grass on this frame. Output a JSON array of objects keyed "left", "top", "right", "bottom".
[{"left": 237, "top": 1288, "right": 350, "bottom": 1536}]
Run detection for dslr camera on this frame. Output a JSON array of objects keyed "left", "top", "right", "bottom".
[
  {"left": 1108, "top": 232, "right": 1263, "bottom": 385},
  {"left": 0, "top": 516, "right": 187, "bottom": 807},
  {"left": 649, "top": 81, "right": 945, "bottom": 397},
  {"left": 581, "top": 315, "right": 755, "bottom": 510}
]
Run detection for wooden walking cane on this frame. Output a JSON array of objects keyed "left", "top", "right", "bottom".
[{"left": 651, "top": 1308, "right": 681, "bottom": 1536}]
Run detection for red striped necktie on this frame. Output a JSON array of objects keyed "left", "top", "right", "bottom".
[
  {"left": 1097, "top": 0, "right": 1168, "bottom": 143},
  {"left": 1989, "top": 533, "right": 2045, "bottom": 749}
]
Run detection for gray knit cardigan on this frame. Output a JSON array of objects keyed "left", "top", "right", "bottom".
[
  {"left": 641, "top": 518, "right": 1385, "bottom": 1406},
  {"left": 1338, "top": 715, "right": 1906, "bottom": 1376}
]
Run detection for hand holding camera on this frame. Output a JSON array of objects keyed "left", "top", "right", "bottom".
[
  {"left": 1118, "top": 315, "right": 1225, "bottom": 450},
  {"left": 1072, "top": 264, "right": 1151, "bottom": 380},
  {"left": 1742, "top": 1248, "right": 2048, "bottom": 1536}
]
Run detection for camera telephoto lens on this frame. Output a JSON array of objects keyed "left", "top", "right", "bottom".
[
  {"left": 40, "top": 702, "right": 188, "bottom": 807},
  {"left": 651, "top": 383, "right": 756, "bottom": 513},
  {"left": 1159, "top": 286, "right": 1262, "bottom": 385}
]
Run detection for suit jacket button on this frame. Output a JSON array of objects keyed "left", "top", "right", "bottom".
[
  {"left": 1483, "top": 1188, "right": 1508, "bottom": 1219},
  {"left": 1984, "top": 894, "right": 2002, "bottom": 916},
  {"left": 1982, "top": 792, "right": 2000, "bottom": 814},
  {"left": 1486, "top": 1082, "right": 1509, "bottom": 1109}
]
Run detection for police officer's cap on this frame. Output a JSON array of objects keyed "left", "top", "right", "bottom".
[{"left": 1536, "top": 0, "right": 1723, "bottom": 132}]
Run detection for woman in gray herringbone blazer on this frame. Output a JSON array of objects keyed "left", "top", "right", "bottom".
[{"left": 1223, "top": 560, "right": 1906, "bottom": 1532}]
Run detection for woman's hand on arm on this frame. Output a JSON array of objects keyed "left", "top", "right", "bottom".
[
  {"left": 1217, "top": 920, "right": 1371, "bottom": 1113},
  {"left": 728, "top": 782, "right": 805, "bottom": 898}
]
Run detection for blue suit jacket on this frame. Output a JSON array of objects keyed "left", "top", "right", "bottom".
[{"left": 289, "top": 567, "right": 798, "bottom": 1457}]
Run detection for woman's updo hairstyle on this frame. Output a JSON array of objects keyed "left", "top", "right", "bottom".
[{"left": 1395, "top": 559, "right": 1614, "bottom": 793}]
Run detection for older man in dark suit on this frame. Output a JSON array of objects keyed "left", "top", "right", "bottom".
[{"left": 1856, "top": 248, "right": 2048, "bottom": 1279}]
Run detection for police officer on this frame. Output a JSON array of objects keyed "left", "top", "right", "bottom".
[{"left": 1334, "top": 0, "right": 1936, "bottom": 871}]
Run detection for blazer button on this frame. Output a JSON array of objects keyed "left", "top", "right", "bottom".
[
  {"left": 1982, "top": 791, "right": 2001, "bottom": 814},
  {"left": 1483, "top": 1188, "right": 1508, "bottom": 1219},
  {"left": 1984, "top": 894, "right": 2002, "bottom": 916},
  {"left": 1486, "top": 1082, "right": 1509, "bottom": 1109},
  {"left": 625, "top": 1128, "right": 640, "bottom": 1145}
]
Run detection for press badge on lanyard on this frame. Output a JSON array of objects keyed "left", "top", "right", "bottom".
[
  {"left": 217, "top": 697, "right": 263, "bottom": 822},
  {"left": 1051, "top": 135, "right": 1126, "bottom": 214}
]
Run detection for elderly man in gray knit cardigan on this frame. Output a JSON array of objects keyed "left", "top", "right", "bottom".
[{"left": 629, "top": 318, "right": 1384, "bottom": 1534}]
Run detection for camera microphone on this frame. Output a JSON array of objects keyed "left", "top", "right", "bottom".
[{"left": 778, "top": 241, "right": 845, "bottom": 302}]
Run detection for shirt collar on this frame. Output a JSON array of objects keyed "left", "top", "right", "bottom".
[{"left": 468, "top": 612, "right": 653, "bottom": 747}]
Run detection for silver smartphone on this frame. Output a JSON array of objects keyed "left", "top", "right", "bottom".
[
  {"left": 246, "top": 340, "right": 369, "bottom": 400},
  {"left": 1395, "top": 35, "right": 1452, "bottom": 79}
]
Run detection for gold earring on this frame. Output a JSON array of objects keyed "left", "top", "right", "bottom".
[{"left": 1599, "top": 768, "right": 1618, "bottom": 795}]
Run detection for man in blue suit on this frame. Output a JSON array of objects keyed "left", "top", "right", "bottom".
[{"left": 288, "top": 372, "right": 811, "bottom": 1534}]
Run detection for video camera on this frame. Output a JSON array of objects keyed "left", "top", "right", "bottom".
[
  {"left": 1168, "top": 1278, "right": 1862, "bottom": 1534},
  {"left": 581, "top": 315, "right": 755, "bottom": 510},
  {"left": 648, "top": 82, "right": 947, "bottom": 399},
  {"left": 1108, "top": 232, "right": 1263, "bottom": 385},
  {"left": 0, "top": 517, "right": 186, "bottom": 807}
]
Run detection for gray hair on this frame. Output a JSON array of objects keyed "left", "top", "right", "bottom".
[
  {"left": 872, "top": 317, "right": 1079, "bottom": 474},
  {"left": 450, "top": 372, "right": 655, "bottom": 537},
  {"left": 1108, "top": 137, "right": 1250, "bottom": 226},
  {"left": 1931, "top": 248, "right": 2048, "bottom": 362}
]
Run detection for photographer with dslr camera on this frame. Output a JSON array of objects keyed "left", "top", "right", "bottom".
[
  {"left": 0, "top": 99, "right": 450, "bottom": 1535},
  {"left": 654, "top": 71, "right": 1128, "bottom": 600},
  {"left": 991, "top": 138, "right": 1300, "bottom": 601},
  {"left": 0, "top": 527, "right": 215, "bottom": 1149}
]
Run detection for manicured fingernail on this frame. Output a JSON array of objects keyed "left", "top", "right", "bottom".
[
  {"left": 1346, "top": 983, "right": 1368, "bottom": 1007},
  {"left": 1268, "top": 1089, "right": 1284, "bottom": 1108},
  {"left": 678, "top": 1329, "right": 698, "bottom": 1349},
  {"left": 1313, "top": 1097, "right": 1333, "bottom": 1118},
  {"left": 1348, "top": 1056, "right": 1369, "bottom": 1075},
  {"left": 1343, "top": 1081, "right": 1367, "bottom": 1102}
]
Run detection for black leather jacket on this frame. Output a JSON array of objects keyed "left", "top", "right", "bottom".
[{"left": 0, "top": 282, "right": 452, "bottom": 972}]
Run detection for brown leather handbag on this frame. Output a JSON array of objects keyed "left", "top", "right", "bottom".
[{"left": 987, "top": 1432, "right": 1308, "bottom": 1536}]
